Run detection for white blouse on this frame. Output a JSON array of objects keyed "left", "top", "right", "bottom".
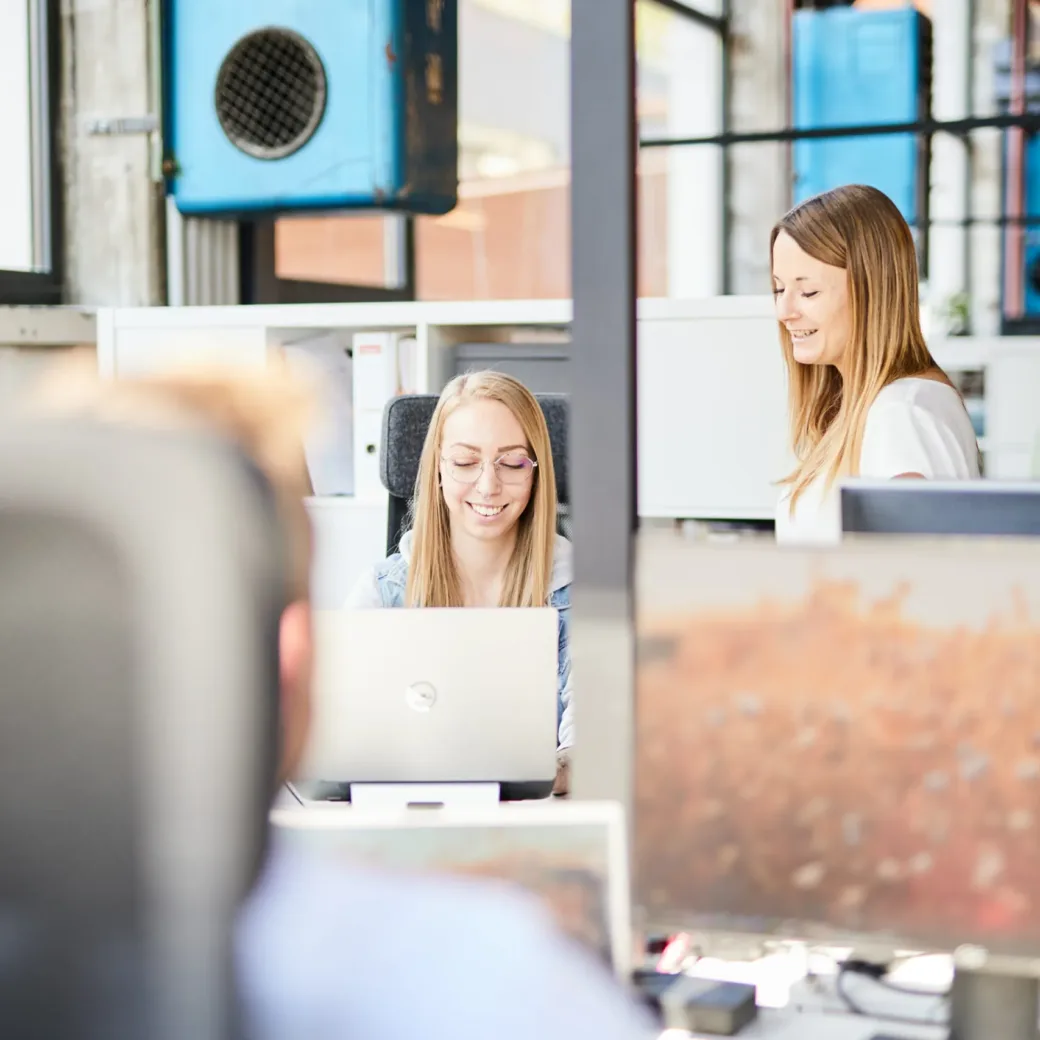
[{"left": 775, "top": 377, "right": 981, "bottom": 546}]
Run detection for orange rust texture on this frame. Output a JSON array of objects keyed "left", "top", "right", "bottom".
[{"left": 636, "top": 578, "right": 1040, "bottom": 950}]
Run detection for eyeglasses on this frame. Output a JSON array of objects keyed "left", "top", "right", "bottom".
[{"left": 441, "top": 452, "right": 538, "bottom": 486}]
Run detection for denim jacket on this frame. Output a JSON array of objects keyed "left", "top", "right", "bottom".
[{"left": 346, "top": 531, "right": 575, "bottom": 750}]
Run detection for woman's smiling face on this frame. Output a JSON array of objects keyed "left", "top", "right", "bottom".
[
  {"left": 438, "top": 398, "right": 535, "bottom": 544},
  {"left": 772, "top": 230, "right": 851, "bottom": 368}
]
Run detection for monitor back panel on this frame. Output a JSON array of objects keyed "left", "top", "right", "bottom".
[
  {"left": 302, "top": 608, "right": 559, "bottom": 785},
  {"left": 842, "top": 481, "right": 1040, "bottom": 537}
]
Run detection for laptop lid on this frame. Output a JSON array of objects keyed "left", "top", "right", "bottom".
[{"left": 299, "top": 608, "right": 559, "bottom": 787}]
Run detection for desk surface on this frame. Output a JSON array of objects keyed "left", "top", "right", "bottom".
[
  {"left": 667, "top": 1010, "right": 943, "bottom": 1039},
  {"left": 654, "top": 949, "right": 949, "bottom": 1039}
]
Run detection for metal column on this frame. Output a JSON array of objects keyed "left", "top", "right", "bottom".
[{"left": 568, "top": 0, "right": 638, "bottom": 811}]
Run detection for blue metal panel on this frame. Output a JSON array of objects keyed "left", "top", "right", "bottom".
[
  {"left": 166, "top": 0, "right": 457, "bottom": 216},
  {"left": 1021, "top": 134, "right": 1040, "bottom": 315},
  {"left": 793, "top": 7, "right": 925, "bottom": 225}
]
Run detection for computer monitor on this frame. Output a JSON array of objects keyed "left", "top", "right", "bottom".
[
  {"left": 269, "top": 800, "right": 632, "bottom": 977},
  {"left": 634, "top": 532, "right": 1040, "bottom": 992},
  {"left": 296, "top": 608, "right": 560, "bottom": 801},
  {"left": 841, "top": 480, "right": 1040, "bottom": 536}
]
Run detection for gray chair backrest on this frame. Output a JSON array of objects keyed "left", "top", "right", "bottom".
[
  {"left": 0, "top": 419, "right": 286, "bottom": 1040},
  {"left": 379, "top": 393, "right": 570, "bottom": 555}
]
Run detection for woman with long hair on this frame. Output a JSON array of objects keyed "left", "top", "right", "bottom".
[
  {"left": 771, "top": 184, "right": 980, "bottom": 543},
  {"left": 347, "top": 370, "right": 574, "bottom": 787}
]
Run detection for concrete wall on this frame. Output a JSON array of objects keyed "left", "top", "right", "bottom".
[{"left": 59, "top": 0, "right": 163, "bottom": 306}]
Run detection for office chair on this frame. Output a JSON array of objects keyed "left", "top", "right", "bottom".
[
  {"left": 0, "top": 419, "right": 286, "bottom": 1040},
  {"left": 379, "top": 393, "right": 570, "bottom": 556}
]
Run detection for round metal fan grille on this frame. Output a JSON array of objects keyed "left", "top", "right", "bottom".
[{"left": 215, "top": 28, "right": 327, "bottom": 160}]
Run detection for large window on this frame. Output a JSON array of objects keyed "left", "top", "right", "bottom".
[
  {"left": 412, "top": 0, "right": 724, "bottom": 300},
  {"left": 264, "top": 0, "right": 724, "bottom": 303},
  {"left": 0, "top": 0, "right": 59, "bottom": 304}
]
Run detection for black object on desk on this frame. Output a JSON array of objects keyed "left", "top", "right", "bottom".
[
  {"left": 632, "top": 970, "right": 758, "bottom": 1035},
  {"left": 841, "top": 480, "right": 1040, "bottom": 537}
]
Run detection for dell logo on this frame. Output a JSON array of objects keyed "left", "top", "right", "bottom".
[{"left": 405, "top": 681, "right": 437, "bottom": 713}]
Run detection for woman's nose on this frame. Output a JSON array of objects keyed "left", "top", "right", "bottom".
[
  {"left": 475, "top": 461, "right": 501, "bottom": 495},
  {"left": 775, "top": 291, "right": 799, "bottom": 323}
]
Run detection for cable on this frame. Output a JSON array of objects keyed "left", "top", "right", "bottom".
[
  {"left": 869, "top": 974, "right": 952, "bottom": 1000},
  {"left": 836, "top": 959, "right": 949, "bottom": 1029}
]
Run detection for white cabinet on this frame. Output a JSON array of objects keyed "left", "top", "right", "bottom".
[{"left": 96, "top": 296, "right": 793, "bottom": 526}]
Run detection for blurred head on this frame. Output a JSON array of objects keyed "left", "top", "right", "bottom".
[
  {"left": 406, "top": 371, "right": 557, "bottom": 608},
  {"left": 32, "top": 355, "right": 317, "bottom": 785},
  {"left": 770, "top": 184, "right": 936, "bottom": 504}
]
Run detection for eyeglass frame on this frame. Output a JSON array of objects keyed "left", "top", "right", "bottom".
[{"left": 439, "top": 451, "right": 539, "bottom": 486}]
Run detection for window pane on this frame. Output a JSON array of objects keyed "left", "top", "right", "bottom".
[
  {"left": 637, "top": 0, "right": 723, "bottom": 297},
  {"left": 417, "top": 175, "right": 569, "bottom": 300},
  {"left": 274, "top": 215, "right": 403, "bottom": 288},
  {"left": 415, "top": 158, "right": 676, "bottom": 301},
  {"left": 416, "top": 0, "right": 569, "bottom": 300},
  {"left": 417, "top": 0, "right": 724, "bottom": 301},
  {"left": 269, "top": 0, "right": 726, "bottom": 300},
  {"left": 0, "top": 0, "right": 36, "bottom": 272}
]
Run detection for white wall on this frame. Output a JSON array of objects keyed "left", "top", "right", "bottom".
[{"left": 0, "top": 0, "right": 35, "bottom": 271}]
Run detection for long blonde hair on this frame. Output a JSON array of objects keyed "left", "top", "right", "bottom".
[
  {"left": 405, "top": 371, "right": 557, "bottom": 608},
  {"left": 773, "top": 184, "right": 938, "bottom": 506}
]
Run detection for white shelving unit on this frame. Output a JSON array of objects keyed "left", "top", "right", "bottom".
[{"left": 931, "top": 335, "right": 1040, "bottom": 478}]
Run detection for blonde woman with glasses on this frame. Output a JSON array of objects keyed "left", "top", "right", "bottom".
[
  {"left": 771, "top": 184, "right": 980, "bottom": 544},
  {"left": 347, "top": 371, "right": 574, "bottom": 791}
]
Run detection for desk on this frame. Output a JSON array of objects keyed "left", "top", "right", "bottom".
[{"left": 663, "top": 953, "right": 947, "bottom": 1039}]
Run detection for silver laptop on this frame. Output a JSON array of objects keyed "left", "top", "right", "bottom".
[{"left": 297, "top": 608, "right": 559, "bottom": 792}]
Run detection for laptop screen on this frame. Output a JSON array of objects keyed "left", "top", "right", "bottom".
[{"left": 269, "top": 800, "right": 630, "bottom": 976}]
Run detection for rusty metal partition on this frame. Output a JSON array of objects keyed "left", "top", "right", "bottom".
[{"left": 636, "top": 531, "right": 1040, "bottom": 961}]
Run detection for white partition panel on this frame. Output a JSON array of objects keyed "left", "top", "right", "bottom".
[{"left": 637, "top": 297, "right": 791, "bottom": 520}]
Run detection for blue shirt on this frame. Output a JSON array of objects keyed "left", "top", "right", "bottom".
[{"left": 236, "top": 841, "right": 656, "bottom": 1040}]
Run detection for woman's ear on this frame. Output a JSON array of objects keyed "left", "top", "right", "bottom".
[
  {"left": 279, "top": 600, "right": 311, "bottom": 691},
  {"left": 278, "top": 599, "right": 313, "bottom": 781}
]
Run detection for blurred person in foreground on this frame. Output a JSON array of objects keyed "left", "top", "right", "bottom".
[{"left": 33, "top": 357, "right": 656, "bottom": 1040}]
